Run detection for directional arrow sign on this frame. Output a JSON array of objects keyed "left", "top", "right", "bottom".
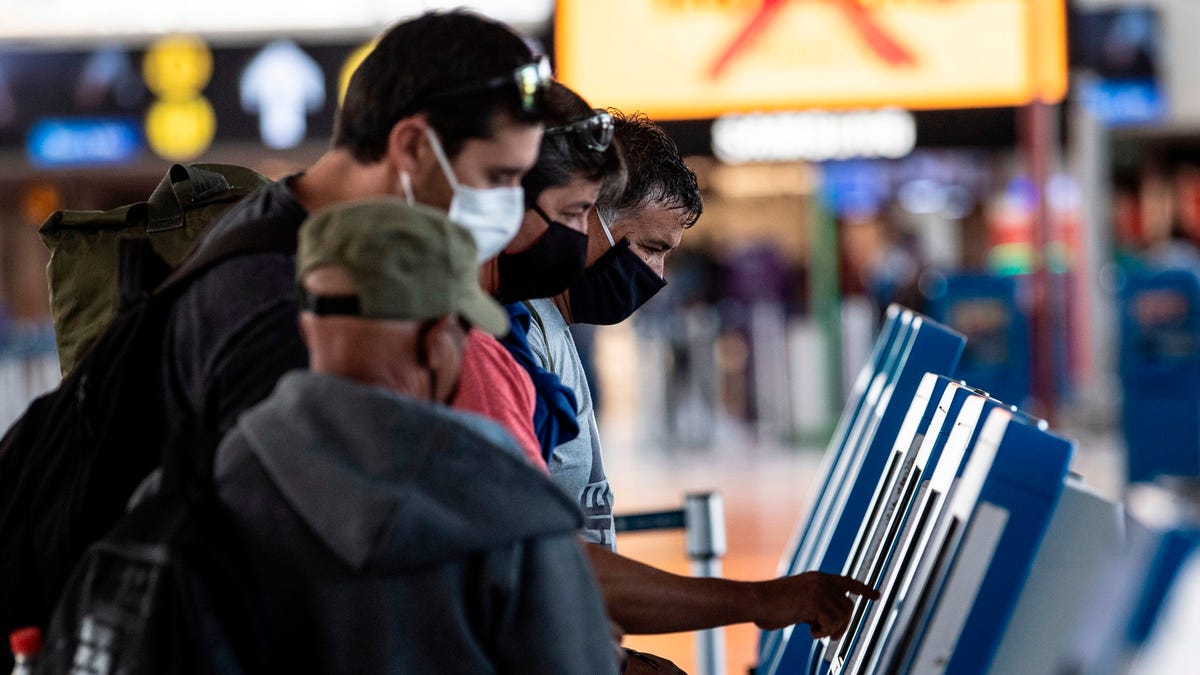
[{"left": 240, "top": 40, "right": 325, "bottom": 150}]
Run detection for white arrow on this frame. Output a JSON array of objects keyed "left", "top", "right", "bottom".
[{"left": 240, "top": 40, "right": 325, "bottom": 150}]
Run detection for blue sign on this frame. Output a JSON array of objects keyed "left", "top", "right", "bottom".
[
  {"left": 1079, "top": 79, "right": 1166, "bottom": 126},
  {"left": 26, "top": 117, "right": 142, "bottom": 167}
]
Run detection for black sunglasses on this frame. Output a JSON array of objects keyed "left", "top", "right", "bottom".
[
  {"left": 423, "top": 56, "right": 553, "bottom": 115},
  {"left": 545, "top": 109, "right": 614, "bottom": 152}
]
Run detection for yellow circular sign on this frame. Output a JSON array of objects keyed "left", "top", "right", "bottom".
[
  {"left": 339, "top": 40, "right": 376, "bottom": 105},
  {"left": 143, "top": 35, "right": 213, "bottom": 100},
  {"left": 145, "top": 97, "right": 216, "bottom": 160}
]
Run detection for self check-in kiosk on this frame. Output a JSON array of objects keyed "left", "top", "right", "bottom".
[
  {"left": 1119, "top": 269, "right": 1200, "bottom": 483},
  {"left": 874, "top": 408, "right": 1073, "bottom": 674},
  {"left": 986, "top": 478, "right": 1124, "bottom": 675},
  {"left": 1061, "top": 482, "right": 1200, "bottom": 675},
  {"left": 924, "top": 273, "right": 1031, "bottom": 408},
  {"left": 1126, "top": 545, "right": 1200, "bottom": 673},
  {"left": 758, "top": 309, "right": 965, "bottom": 675},
  {"left": 757, "top": 306, "right": 909, "bottom": 673},
  {"left": 821, "top": 384, "right": 1031, "bottom": 675},
  {"left": 833, "top": 391, "right": 1019, "bottom": 675},
  {"left": 757, "top": 306, "right": 1112, "bottom": 675}
]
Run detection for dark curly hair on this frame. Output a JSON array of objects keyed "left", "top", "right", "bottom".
[
  {"left": 332, "top": 10, "right": 545, "bottom": 162},
  {"left": 597, "top": 111, "right": 702, "bottom": 228}
]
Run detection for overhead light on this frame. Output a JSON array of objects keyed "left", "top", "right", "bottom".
[{"left": 712, "top": 108, "right": 917, "bottom": 164}]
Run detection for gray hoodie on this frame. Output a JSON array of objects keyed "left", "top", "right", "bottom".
[{"left": 216, "top": 371, "right": 618, "bottom": 674}]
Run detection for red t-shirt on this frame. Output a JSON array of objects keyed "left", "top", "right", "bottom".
[{"left": 452, "top": 329, "right": 546, "bottom": 472}]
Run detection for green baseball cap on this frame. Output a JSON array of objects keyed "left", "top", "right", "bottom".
[{"left": 296, "top": 197, "right": 509, "bottom": 337}]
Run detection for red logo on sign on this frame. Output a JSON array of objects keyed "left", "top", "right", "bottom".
[{"left": 708, "top": 0, "right": 932, "bottom": 80}]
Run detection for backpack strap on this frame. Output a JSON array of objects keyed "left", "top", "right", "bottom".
[{"left": 522, "top": 300, "right": 557, "bottom": 373}]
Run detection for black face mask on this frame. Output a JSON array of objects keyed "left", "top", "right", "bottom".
[
  {"left": 495, "top": 205, "right": 590, "bottom": 303},
  {"left": 567, "top": 238, "right": 667, "bottom": 325}
]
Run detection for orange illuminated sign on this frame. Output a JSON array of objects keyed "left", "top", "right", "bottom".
[{"left": 556, "top": 0, "right": 1067, "bottom": 119}]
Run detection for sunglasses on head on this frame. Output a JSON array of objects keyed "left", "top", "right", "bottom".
[
  {"left": 545, "top": 109, "right": 614, "bottom": 152},
  {"left": 423, "top": 56, "right": 553, "bottom": 115}
]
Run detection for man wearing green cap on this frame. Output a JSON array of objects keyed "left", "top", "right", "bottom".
[{"left": 213, "top": 198, "right": 618, "bottom": 674}]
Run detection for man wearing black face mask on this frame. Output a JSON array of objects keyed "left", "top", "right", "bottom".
[
  {"left": 524, "top": 112, "right": 879, "bottom": 658},
  {"left": 454, "top": 83, "right": 624, "bottom": 469},
  {"left": 214, "top": 199, "right": 618, "bottom": 674},
  {"left": 523, "top": 110, "right": 697, "bottom": 549}
]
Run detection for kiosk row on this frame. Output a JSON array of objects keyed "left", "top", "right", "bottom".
[{"left": 753, "top": 305, "right": 1165, "bottom": 675}]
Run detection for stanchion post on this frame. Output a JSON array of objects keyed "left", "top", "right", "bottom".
[{"left": 686, "top": 492, "right": 728, "bottom": 675}]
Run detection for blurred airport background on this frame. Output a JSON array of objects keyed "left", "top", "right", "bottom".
[{"left": 3, "top": 1, "right": 1200, "bottom": 672}]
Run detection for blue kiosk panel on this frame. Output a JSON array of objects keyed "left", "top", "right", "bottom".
[
  {"left": 824, "top": 384, "right": 1029, "bottom": 675},
  {"left": 760, "top": 311, "right": 964, "bottom": 675},
  {"left": 759, "top": 308, "right": 912, "bottom": 667},
  {"left": 836, "top": 391, "right": 1017, "bottom": 675},
  {"left": 891, "top": 409, "right": 1073, "bottom": 674}
]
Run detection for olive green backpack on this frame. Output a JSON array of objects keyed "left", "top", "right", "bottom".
[{"left": 39, "top": 163, "right": 271, "bottom": 374}]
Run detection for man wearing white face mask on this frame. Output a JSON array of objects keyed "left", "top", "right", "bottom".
[
  {"left": 159, "top": 11, "right": 552, "bottom": 463},
  {"left": 399, "top": 126, "right": 527, "bottom": 262}
]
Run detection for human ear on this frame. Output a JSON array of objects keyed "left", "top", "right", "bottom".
[
  {"left": 385, "top": 115, "right": 429, "bottom": 176},
  {"left": 421, "top": 315, "right": 465, "bottom": 402},
  {"left": 298, "top": 312, "right": 316, "bottom": 350}
]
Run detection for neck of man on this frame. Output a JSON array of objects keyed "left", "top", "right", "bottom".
[
  {"left": 292, "top": 149, "right": 396, "bottom": 213},
  {"left": 310, "top": 345, "right": 434, "bottom": 403},
  {"left": 317, "top": 364, "right": 435, "bottom": 403},
  {"left": 550, "top": 291, "right": 572, "bottom": 323},
  {"left": 479, "top": 259, "right": 501, "bottom": 297}
]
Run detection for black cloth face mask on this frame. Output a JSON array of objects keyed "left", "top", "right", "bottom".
[
  {"left": 567, "top": 236, "right": 667, "bottom": 325},
  {"left": 496, "top": 205, "right": 590, "bottom": 303}
]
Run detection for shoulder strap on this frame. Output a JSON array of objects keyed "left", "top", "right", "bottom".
[
  {"left": 521, "top": 300, "right": 556, "bottom": 373},
  {"left": 157, "top": 213, "right": 300, "bottom": 297}
]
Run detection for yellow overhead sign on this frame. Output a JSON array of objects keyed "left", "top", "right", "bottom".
[
  {"left": 556, "top": 0, "right": 1067, "bottom": 120},
  {"left": 143, "top": 35, "right": 216, "bottom": 160}
]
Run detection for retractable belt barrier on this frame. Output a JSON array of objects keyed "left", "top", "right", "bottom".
[{"left": 616, "top": 492, "right": 727, "bottom": 675}]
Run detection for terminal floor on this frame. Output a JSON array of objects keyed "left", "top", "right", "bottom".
[{"left": 600, "top": 417, "right": 1125, "bottom": 675}]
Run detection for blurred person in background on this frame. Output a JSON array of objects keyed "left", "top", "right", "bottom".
[
  {"left": 1144, "top": 165, "right": 1200, "bottom": 276},
  {"left": 523, "top": 111, "right": 879, "bottom": 665},
  {"left": 160, "top": 10, "right": 550, "bottom": 465},
  {"left": 216, "top": 199, "right": 618, "bottom": 674}
]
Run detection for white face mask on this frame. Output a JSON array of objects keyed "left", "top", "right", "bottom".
[{"left": 399, "top": 127, "right": 524, "bottom": 263}]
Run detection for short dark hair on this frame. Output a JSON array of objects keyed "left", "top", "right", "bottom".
[
  {"left": 333, "top": 10, "right": 544, "bottom": 162},
  {"left": 598, "top": 111, "right": 702, "bottom": 228},
  {"left": 521, "top": 83, "right": 625, "bottom": 208}
]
